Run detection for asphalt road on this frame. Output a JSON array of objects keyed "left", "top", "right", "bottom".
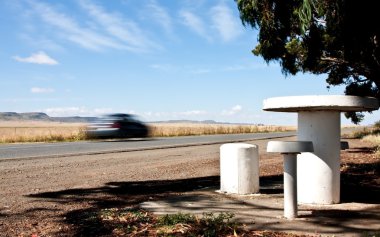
[{"left": 0, "top": 132, "right": 295, "bottom": 160}]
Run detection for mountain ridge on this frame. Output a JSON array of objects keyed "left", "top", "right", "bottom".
[
  {"left": 0, "top": 112, "right": 96, "bottom": 123},
  {"left": 0, "top": 112, "right": 262, "bottom": 125}
]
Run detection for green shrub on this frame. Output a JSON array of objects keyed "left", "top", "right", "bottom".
[{"left": 158, "top": 212, "right": 196, "bottom": 226}]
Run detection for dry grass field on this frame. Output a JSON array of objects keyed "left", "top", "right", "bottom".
[
  {"left": 0, "top": 121, "right": 295, "bottom": 143},
  {"left": 350, "top": 121, "right": 380, "bottom": 158},
  {"left": 362, "top": 134, "right": 380, "bottom": 157},
  {"left": 0, "top": 121, "right": 87, "bottom": 143},
  {"left": 148, "top": 123, "right": 295, "bottom": 137}
]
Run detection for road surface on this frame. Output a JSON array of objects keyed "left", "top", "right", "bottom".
[
  {"left": 0, "top": 135, "right": 299, "bottom": 235},
  {"left": 0, "top": 132, "right": 295, "bottom": 160},
  {"left": 1, "top": 130, "right": 375, "bottom": 236}
]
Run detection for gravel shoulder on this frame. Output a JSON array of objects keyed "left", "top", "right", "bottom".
[{"left": 0, "top": 137, "right": 379, "bottom": 236}]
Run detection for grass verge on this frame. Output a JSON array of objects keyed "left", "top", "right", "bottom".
[
  {"left": 0, "top": 121, "right": 295, "bottom": 144},
  {"left": 0, "top": 126, "right": 87, "bottom": 143},
  {"left": 90, "top": 208, "right": 309, "bottom": 237},
  {"left": 148, "top": 123, "right": 294, "bottom": 137},
  {"left": 348, "top": 121, "right": 380, "bottom": 158}
]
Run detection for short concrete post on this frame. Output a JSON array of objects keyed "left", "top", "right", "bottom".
[
  {"left": 341, "top": 141, "right": 349, "bottom": 150},
  {"left": 267, "top": 141, "right": 313, "bottom": 219},
  {"left": 220, "top": 143, "right": 259, "bottom": 195}
]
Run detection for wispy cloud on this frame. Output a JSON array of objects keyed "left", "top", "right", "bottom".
[
  {"left": 30, "top": 87, "right": 55, "bottom": 94},
  {"left": 150, "top": 62, "right": 271, "bottom": 74},
  {"left": 44, "top": 107, "right": 113, "bottom": 117},
  {"left": 80, "top": 0, "right": 160, "bottom": 52},
  {"left": 146, "top": 0, "right": 173, "bottom": 35},
  {"left": 13, "top": 51, "right": 58, "bottom": 65},
  {"left": 20, "top": 34, "right": 65, "bottom": 52},
  {"left": 222, "top": 62, "right": 277, "bottom": 71},
  {"left": 151, "top": 63, "right": 212, "bottom": 74},
  {"left": 141, "top": 110, "right": 208, "bottom": 121},
  {"left": 179, "top": 10, "right": 212, "bottom": 41},
  {"left": 26, "top": 0, "right": 159, "bottom": 52},
  {"left": 179, "top": 2, "right": 243, "bottom": 43},
  {"left": 190, "top": 68, "right": 211, "bottom": 74},
  {"left": 27, "top": 0, "right": 123, "bottom": 51},
  {"left": 150, "top": 63, "right": 178, "bottom": 72},
  {"left": 179, "top": 110, "right": 207, "bottom": 116},
  {"left": 210, "top": 3, "right": 243, "bottom": 42},
  {"left": 222, "top": 105, "right": 243, "bottom": 116}
]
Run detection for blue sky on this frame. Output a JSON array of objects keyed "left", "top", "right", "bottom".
[{"left": 1, "top": 0, "right": 379, "bottom": 125}]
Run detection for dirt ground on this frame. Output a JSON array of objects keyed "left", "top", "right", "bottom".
[{"left": 0, "top": 137, "right": 379, "bottom": 236}]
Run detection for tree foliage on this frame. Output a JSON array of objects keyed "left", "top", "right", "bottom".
[{"left": 236, "top": 0, "right": 380, "bottom": 123}]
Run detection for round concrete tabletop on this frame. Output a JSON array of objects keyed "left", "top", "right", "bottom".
[{"left": 263, "top": 95, "right": 379, "bottom": 112}]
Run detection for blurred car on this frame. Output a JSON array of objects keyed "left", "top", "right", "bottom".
[{"left": 86, "top": 113, "right": 149, "bottom": 139}]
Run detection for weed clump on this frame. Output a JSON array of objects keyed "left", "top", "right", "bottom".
[
  {"left": 94, "top": 209, "right": 241, "bottom": 236},
  {"left": 157, "top": 212, "right": 238, "bottom": 237}
]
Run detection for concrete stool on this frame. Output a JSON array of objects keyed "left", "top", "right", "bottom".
[
  {"left": 341, "top": 141, "right": 349, "bottom": 150},
  {"left": 220, "top": 143, "right": 259, "bottom": 195},
  {"left": 267, "top": 141, "right": 313, "bottom": 219}
]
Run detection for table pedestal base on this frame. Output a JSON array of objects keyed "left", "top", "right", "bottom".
[{"left": 297, "top": 111, "right": 341, "bottom": 204}]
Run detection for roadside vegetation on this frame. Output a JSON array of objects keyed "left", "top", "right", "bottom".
[
  {"left": 148, "top": 123, "right": 294, "bottom": 137},
  {"left": 348, "top": 121, "right": 380, "bottom": 158},
  {"left": 84, "top": 208, "right": 308, "bottom": 237},
  {"left": 3, "top": 120, "right": 380, "bottom": 147},
  {"left": 0, "top": 121, "right": 87, "bottom": 143},
  {"left": 0, "top": 121, "right": 295, "bottom": 144}
]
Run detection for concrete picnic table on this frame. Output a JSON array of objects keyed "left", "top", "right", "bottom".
[{"left": 263, "top": 95, "right": 379, "bottom": 204}]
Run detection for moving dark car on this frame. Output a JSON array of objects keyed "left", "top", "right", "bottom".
[{"left": 86, "top": 113, "right": 149, "bottom": 138}]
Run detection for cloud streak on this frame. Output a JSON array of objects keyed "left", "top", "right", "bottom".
[
  {"left": 146, "top": 0, "right": 173, "bottom": 35},
  {"left": 179, "top": 2, "right": 243, "bottom": 43},
  {"left": 13, "top": 51, "right": 58, "bottom": 65},
  {"left": 141, "top": 110, "right": 208, "bottom": 120},
  {"left": 31, "top": 87, "right": 55, "bottom": 93},
  {"left": 80, "top": 0, "right": 160, "bottom": 52},
  {"left": 28, "top": 0, "right": 123, "bottom": 51},
  {"left": 22, "top": 0, "right": 243, "bottom": 53},
  {"left": 26, "top": 0, "right": 159, "bottom": 52},
  {"left": 179, "top": 110, "right": 207, "bottom": 116},
  {"left": 210, "top": 3, "right": 243, "bottom": 42},
  {"left": 222, "top": 105, "right": 243, "bottom": 116},
  {"left": 179, "top": 10, "right": 212, "bottom": 41},
  {"left": 44, "top": 107, "right": 114, "bottom": 117}
]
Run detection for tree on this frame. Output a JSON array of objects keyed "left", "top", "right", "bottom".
[{"left": 236, "top": 0, "right": 380, "bottom": 123}]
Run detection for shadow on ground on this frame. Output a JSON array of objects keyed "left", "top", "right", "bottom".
[
  {"left": 27, "top": 176, "right": 221, "bottom": 236},
  {"left": 25, "top": 160, "right": 380, "bottom": 236},
  {"left": 341, "top": 161, "right": 380, "bottom": 204}
]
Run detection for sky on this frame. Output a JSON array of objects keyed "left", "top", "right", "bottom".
[{"left": 1, "top": 0, "right": 379, "bottom": 125}]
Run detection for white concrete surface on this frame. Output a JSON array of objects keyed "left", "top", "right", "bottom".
[
  {"left": 263, "top": 95, "right": 379, "bottom": 112},
  {"left": 267, "top": 141, "right": 313, "bottom": 219},
  {"left": 266, "top": 141, "right": 314, "bottom": 153},
  {"left": 284, "top": 154, "right": 297, "bottom": 219},
  {"left": 263, "top": 95, "right": 379, "bottom": 205},
  {"left": 220, "top": 143, "right": 259, "bottom": 195},
  {"left": 297, "top": 111, "right": 341, "bottom": 204}
]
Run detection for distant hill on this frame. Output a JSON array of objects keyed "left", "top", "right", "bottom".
[
  {"left": 51, "top": 116, "right": 97, "bottom": 123},
  {"left": 150, "top": 120, "right": 263, "bottom": 126},
  {"left": 151, "top": 120, "right": 219, "bottom": 124},
  {"left": 0, "top": 112, "right": 96, "bottom": 123},
  {"left": 0, "top": 112, "right": 51, "bottom": 121},
  {"left": 0, "top": 112, "right": 262, "bottom": 125}
]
